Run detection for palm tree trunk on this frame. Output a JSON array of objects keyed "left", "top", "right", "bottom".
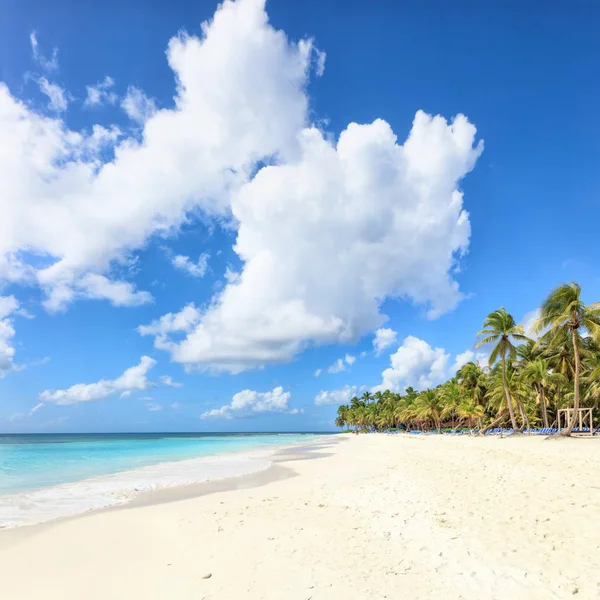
[
  {"left": 517, "top": 400, "right": 530, "bottom": 433},
  {"left": 562, "top": 329, "right": 580, "bottom": 436},
  {"left": 502, "top": 354, "right": 519, "bottom": 431},
  {"left": 539, "top": 386, "right": 549, "bottom": 429},
  {"left": 479, "top": 411, "right": 508, "bottom": 435}
]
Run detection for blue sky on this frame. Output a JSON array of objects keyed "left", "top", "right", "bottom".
[{"left": 0, "top": 0, "right": 599, "bottom": 433}]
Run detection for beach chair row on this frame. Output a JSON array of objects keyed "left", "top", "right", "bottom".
[
  {"left": 395, "top": 427, "right": 599, "bottom": 435},
  {"left": 484, "top": 428, "right": 514, "bottom": 435}
]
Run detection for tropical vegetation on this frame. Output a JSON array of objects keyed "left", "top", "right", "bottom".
[{"left": 335, "top": 283, "right": 600, "bottom": 437}]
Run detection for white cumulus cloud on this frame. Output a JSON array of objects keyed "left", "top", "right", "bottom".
[
  {"left": 39, "top": 356, "right": 156, "bottom": 405},
  {"left": 202, "top": 385, "right": 298, "bottom": 418},
  {"left": 6, "top": 0, "right": 481, "bottom": 372},
  {"left": 144, "top": 108, "right": 482, "bottom": 373},
  {"left": 373, "top": 327, "right": 397, "bottom": 355},
  {"left": 1, "top": 0, "right": 314, "bottom": 312}
]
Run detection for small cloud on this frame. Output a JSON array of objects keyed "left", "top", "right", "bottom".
[
  {"left": 84, "top": 76, "right": 118, "bottom": 108},
  {"left": 38, "top": 77, "right": 68, "bottom": 112},
  {"left": 160, "top": 375, "right": 183, "bottom": 388},
  {"left": 327, "top": 354, "right": 355, "bottom": 374},
  {"left": 327, "top": 358, "right": 346, "bottom": 374},
  {"left": 170, "top": 402, "right": 182, "bottom": 409},
  {"left": 172, "top": 254, "right": 210, "bottom": 278},
  {"left": 315, "top": 385, "right": 365, "bottom": 406},
  {"left": 202, "top": 386, "right": 297, "bottom": 419},
  {"left": 8, "top": 402, "right": 44, "bottom": 422},
  {"left": 30, "top": 402, "right": 44, "bottom": 415},
  {"left": 40, "top": 356, "right": 156, "bottom": 405},
  {"left": 146, "top": 402, "right": 162, "bottom": 412},
  {"left": 30, "top": 32, "right": 59, "bottom": 72},
  {"left": 319, "top": 353, "right": 359, "bottom": 376},
  {"left": 16, "top": 307, "right": 35, "bottom": 319},
  {"left": 315, "top": 49, "right": 326, "bottom": 77},
  {"left": 30, "top": 356, "right": 51, "bottom": 367}
]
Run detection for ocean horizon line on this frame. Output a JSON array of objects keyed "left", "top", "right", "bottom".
[{"left": 0, "top": 430, "right": 337, "bottom": 437}]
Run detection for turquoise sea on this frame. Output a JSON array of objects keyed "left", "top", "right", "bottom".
[{"left": 0, "top": 432, "right": 325, "bottom": 527}]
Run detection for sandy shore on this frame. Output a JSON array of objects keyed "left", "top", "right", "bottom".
[{"left": 1, "top": 434, "right": 600, "bottom": 599}]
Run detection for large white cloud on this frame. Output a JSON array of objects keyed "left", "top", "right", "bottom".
[
  {"left": 0, "top": 0, "right": 314, "bottom": 312},
  {"left": 144, "top": 110, "right": 482, "bottom": 373},
  {"left": 201, "top": 386, "right": 298, "bottom": 418},
  {"left": 3, "top": 0, "right": 483, "bottom": 377},
  {"left": 39, "top": 356, "right": 156, "bottom": 405}
]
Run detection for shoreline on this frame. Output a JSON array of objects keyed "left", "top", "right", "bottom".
[
  {"left": 2, "top": 434, "right": 600, "bottom": 599},
  {"left": 0, "top": 434, "right": 332, "bottom": 529}
]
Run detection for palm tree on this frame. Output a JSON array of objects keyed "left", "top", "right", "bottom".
[
  {"left": 457, "top": 399, "right": 485, "bottom": 432},
  {"left": 361, "top": 391, "right": 374, "bottom": 404},
  {"left": 457, "top": 361, "right": 487, "bottom": 405},
  {"left": 440, "top": 380, "right": 463, "bottom": 430},
  {"left": 516, "top": 338, "right": 541, "bottom": 363},
  {"left": 336, "top": 405, "right": 349, "bottom": 430},
  {"left": 535, "top": 283, "right": 600, "bottom": 435},
  {"left": 396, "top": 393, "right": 417, "bottom": 431},
  {"left": 477, "top": 308, "right": 528, "bottom": 432},
  {"left": 520, "top": 357, "right": 566, "bottom": 429},
  {"left": 415, "top": 389, "right": 443, "bottom": 432}
]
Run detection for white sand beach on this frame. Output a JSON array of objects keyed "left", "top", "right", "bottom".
[{"left": 1, "top": 434, "right": 600, "bottom": 599}]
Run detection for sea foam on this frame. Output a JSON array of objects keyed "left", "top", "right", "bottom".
[{"left": 0, "top": 451, "right": 271, "bottom": 528}]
